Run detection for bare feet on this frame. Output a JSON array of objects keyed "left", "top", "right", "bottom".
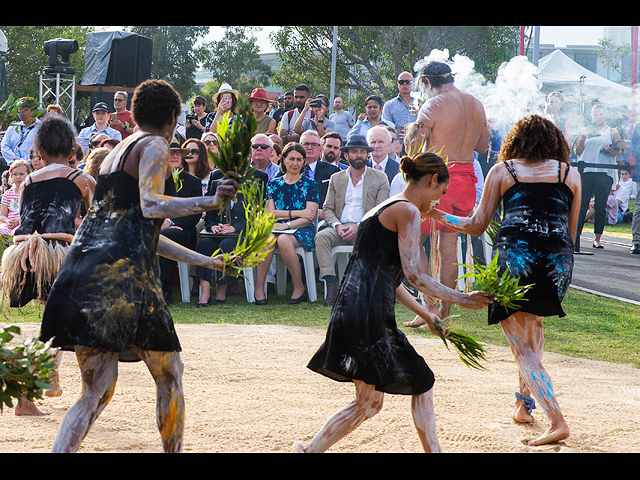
[
  {"left": 511, "top": 401, "right": 534, "bottom": 423},
  {"left": 403, "top": 315, "right": 427, "bottom": 328},
  {"left": 292, "top": 440, "right": 306, "bottom": 453},
  {"left": 527, "top": 424, "right": 570, "bottom": 446},
  {"left": 15, "top": 397, "right": 50, "bottom": 416}
]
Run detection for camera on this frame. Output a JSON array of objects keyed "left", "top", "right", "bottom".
[
  {"left": 186, "top": 113, "right": 197, "bottom": 122},
  {"left": 311, "top": 99, "right": 324, "bottom": 108}
]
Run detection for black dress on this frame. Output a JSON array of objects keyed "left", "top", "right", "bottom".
[
  {"left": 307, "top": 199, "right": 436, "bottom": 396},
  {"left": 488, "top": 161, "right": 574, "bottom": 325},
  {"left": 40, "top": 135, "right": 181, "bottom": 362},
  {"left": 3, "top": 171, "right": 83, "bottom": 307}
]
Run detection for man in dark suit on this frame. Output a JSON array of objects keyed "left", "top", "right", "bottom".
[
  {"left": 159, "top": 139, "right": 204, "bottom": 304},
  {"left": 366, "top": 125, "right": 399, "bottom": 187},
  {"left": 299, "top": 130, "right": 340, "bottom": 218},
  {"left": 193, "top": 168, "right": 268, "bottom": 306}
]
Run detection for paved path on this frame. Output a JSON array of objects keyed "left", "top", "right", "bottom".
[{"left": 572, "top": 230, "right": 640, "bottom": 305}]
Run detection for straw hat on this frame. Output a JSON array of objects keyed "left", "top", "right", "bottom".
[
  {"left": 170, "top": 137, "right": 190, "bottom": 157},
  {"left": 212, "top": 83, "right": 240, "bottom": 105}
]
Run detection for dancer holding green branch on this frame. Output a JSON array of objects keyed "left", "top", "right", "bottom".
[
  {"left": 297, "top": 152, "right": 493, "bottom": 453},
  {"left": 425, "top": 115, "right": 582, "bottom": 446},
  {"left": 39, "top": 80, "right": 240, "bottom": 453}
]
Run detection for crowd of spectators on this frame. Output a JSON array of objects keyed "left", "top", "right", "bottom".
[{"left": 3, "top": 76, "right": 640, "bottom": 308}]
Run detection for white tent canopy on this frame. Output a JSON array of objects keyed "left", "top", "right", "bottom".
[{"left": 537, "top": 49, "right": 632, "bottom": 104}]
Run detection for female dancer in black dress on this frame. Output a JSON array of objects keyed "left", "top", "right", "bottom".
[
  {"left": 1, "top": 115, "right": 95, "bottom": 415},
  {"left": 39, "top": 80, "right": 239, "bottom": 453},
  {"left": 299, "top": 152, "right": 493, "bottom": 453},
  {"left": 426, "top": 115, "right": 582, "bottom": 446}
]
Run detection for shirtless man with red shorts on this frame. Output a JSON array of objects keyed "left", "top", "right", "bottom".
[{"left": 408, "top": 60, "right": 490, "bottom": 323}]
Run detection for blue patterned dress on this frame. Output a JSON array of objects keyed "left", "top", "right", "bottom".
[
  {"left": 489, "top": 160, "right": 574, "bottom": 325},
  {"left": 267, "top": 175, "right": 319, "bottom": 251}
]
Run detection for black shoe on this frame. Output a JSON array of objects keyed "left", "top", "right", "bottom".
[
  {"left": 163, "top": 289, "right": 174, "bottom": 305},
  {"left": 196, "top": 302, "right": 208, "bottom": 308},
  {"left": 324, "top": 282, "right": 338, "bottom": 307},
  {"left": 631, "top": 244, "right": 640, "bottom": 254},
  {"left": 593, "top": 242, "right": 604, "bottom": 249},
  {"left": 254, "top": 298, "right": 268, "bottom": 305},
  {"left": 287, "top": 290, "right": 308, "bottom": 305}
]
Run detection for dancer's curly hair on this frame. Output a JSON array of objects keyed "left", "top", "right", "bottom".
[
  {"left": 498, "top": 114, "right": 570, "bottom": 164},
  {"left": 131, "top": 79, "right": 182, "bottom": 130}
]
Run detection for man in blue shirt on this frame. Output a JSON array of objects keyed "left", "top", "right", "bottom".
[
  {"left": 77, "top": 102, "right": 122, "bottom": 153},
  {"left": 347, "top": 95, "right": 393, "bottom": 142},
  {"left": 382, "top": 71, "right": 419, "bottom": 138},
  {"left": 1, "top": 97, "right": 41, "bottom": 166}
]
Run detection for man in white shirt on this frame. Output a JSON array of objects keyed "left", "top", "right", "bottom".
[
  {"left": 278, "top": 84, "right": 313, "bottom": 144},
  {"left": 77, "top": 102, "right": 122, "bottom": 153},
  {"left": 315, "top": 134, "right": 390, "bottom": 305}
]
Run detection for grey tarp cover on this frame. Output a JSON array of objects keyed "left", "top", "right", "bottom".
[{"left": 80, "top": 31, "right": 136, "bottom": 86}]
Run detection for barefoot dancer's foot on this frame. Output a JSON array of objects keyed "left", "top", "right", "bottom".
[
  {"left": 528, "top": 424, "right": 570, "bottom": 446},
  {"left": 15, "top": 397, "right": 50, "bottom": 416},
  {"left": 404, "top": 316, "right": 427, "bottom": 328},
  {"left": 511, "top": 401, "right": 533, "bottom": 423}
]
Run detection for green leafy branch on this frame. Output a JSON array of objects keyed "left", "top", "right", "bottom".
[
  {"left": 208, "top": 93, "right": 258, "bottom": 223},
  {"left": 213, "top": 179, "right": 276, "bottom": 277},
  {"left": 456, "top": 254, "right": 534, "bottom": 310},
  {"left": 0, "top": 325, "right": 56, "bottom": 412},
  {"left": 435, "top": 315, "right": 488, "bottom": 371}
]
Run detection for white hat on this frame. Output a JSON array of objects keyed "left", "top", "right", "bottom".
[{"left": 212, "top": 83, "right": 240, "bottom": 105}]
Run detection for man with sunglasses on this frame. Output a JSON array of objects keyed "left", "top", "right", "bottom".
[
  {"left": 250, "top": 134, "right": 280, "bottom": 180},
  {"left": 110, "top": 91, "right": 136, "bottom": 139},
  {"left": 382, "top": 72, "right": 419, "bottom": 138}
]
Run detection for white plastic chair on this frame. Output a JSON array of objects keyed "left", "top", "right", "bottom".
[
  {"left": 177, "top": 262, "right": 192, "bottom": 303},
  {"left": 273, "top": 246, "right": 318, "bottom": 302}
]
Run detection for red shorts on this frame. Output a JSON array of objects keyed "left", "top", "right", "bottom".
[{"left": 421, "top": 162, "right": 477, "bottom": 235}]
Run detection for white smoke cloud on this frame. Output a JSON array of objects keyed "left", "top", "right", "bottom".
[{"left": 414, "top": 49, "right": 547, "bottom": 138}]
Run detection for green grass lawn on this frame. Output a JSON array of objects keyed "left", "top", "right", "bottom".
[{"left": 5, "top": 284, "right": 639, "bottom": 369}]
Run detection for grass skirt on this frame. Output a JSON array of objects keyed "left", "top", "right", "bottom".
[{"left": 0, "top": 232, "right": 73, "bottom": 308}]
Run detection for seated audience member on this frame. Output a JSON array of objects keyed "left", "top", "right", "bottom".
[
  {"left": 158, "top": 139, "right": 203, "bottom": 304},
  {"left": 250, "top": 134, "right": 281, "bottom": 180},
  {"left": 367, "top": 125, "right": 399, "bottom": 186},
  {"left": 253, "top": 143, "right": 319, "bottom": 305},
  {"left": 194, "top": 168, "right": 267, "bottom": 307},
  {"left": 294, "top": 94, "right": 336, "bottom": 138},
  {"left": 619, "top": 166, "right": 637, "bottom": 199},
  {"left": 249, "top": 88, "right": 277, "bottom": 135},
  {"left": 181, "top": 138, "right": 214, "bottom": 195},
  {"left": 77, "top": 102, "right": 122, "bottom": 153},
  {"left": 315, "top": 134, "right": 390, "bottom": 305},
  {"left": 0, "top": 160, "right": 32, "bottom": 236},
  {"left": 321, "top": 132, "right": 348, "bottom": 170}
]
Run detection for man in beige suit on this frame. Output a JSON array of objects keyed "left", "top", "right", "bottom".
[{"left": 316, "top": 134, "right": 390, "bottom": 305}]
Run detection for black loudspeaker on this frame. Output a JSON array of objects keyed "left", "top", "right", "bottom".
[{"left": 104, "top": 35, "right": 152, "bottom": 88}]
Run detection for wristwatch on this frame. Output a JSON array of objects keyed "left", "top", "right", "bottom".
[{"left": 287, "top": 221, "right": 291, "bottom": 228}]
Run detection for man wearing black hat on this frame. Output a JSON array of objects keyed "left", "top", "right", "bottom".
[
  {"left": 315, "top": 134, "right": 390, "bottom": 305},
  {"left": 77, "top": 102, "right": 122, "bottom": 153}
]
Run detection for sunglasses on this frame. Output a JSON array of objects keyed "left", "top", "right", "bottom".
[
  {"left": 398, "top": 79, "right": 412, "bottom": 85},
  {"left": 189, "top": 148, "right": 200, "bottom": 155},
  {"left": 252, "top": 144, "right": 270, "bottom": 150}
]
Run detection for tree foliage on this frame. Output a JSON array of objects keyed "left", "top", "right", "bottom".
[
  {"left": 270, "top": 26, "right": 519, "bottom": 111},
  {"left": 123, "top": 26, "right": 210, "bottom": 101},
  {"left": 197, "top": 26, "right": 272, "bottom": 97},
  {"left": 0, "top": 26, "right": 92, "bottom": 107}
]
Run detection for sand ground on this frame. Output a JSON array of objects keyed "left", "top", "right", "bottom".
[{"left": 1, "top": 322, "right": 639, "bottom": 453}]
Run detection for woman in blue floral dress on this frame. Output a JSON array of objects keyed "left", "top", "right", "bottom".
[{"left": 254, "top": 142, "right": 319, "bottom": 305}]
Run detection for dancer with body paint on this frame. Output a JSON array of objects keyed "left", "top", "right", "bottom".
[
  {"left": 39, "top": 80, "right": 240, "bottom": 453},
  {"left": 1, "top": 115, "right": 96, "bottom": 416},
  {"left": 296, "top": 152, "right": 493, "bottom": 453},
  {"left": 425, "top": 115, "right": 581, "bottom": 446},
  {"left": 409, "top": 60, "right": 491, "bottom": 324}
]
